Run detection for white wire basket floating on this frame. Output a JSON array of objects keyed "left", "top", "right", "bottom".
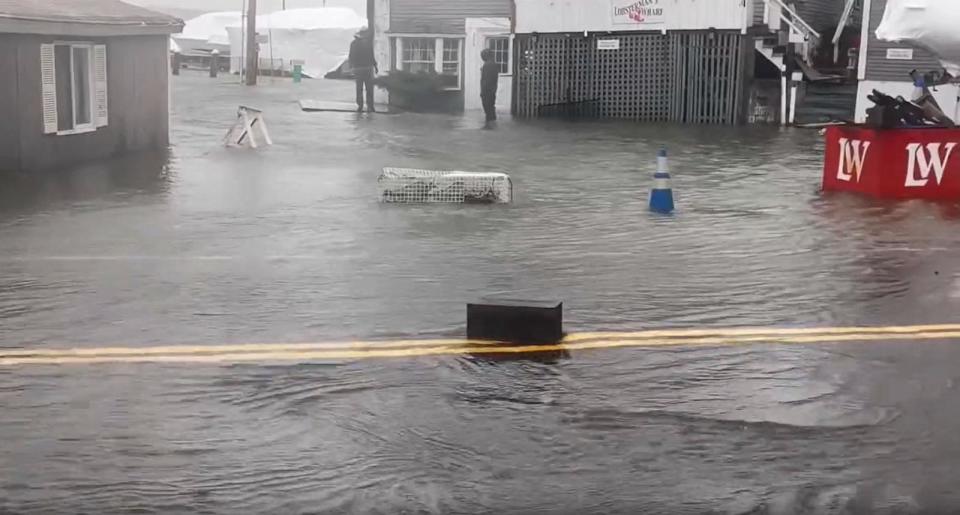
[{"left": 378, "top": 168, "right": 513, "bottom": 204}]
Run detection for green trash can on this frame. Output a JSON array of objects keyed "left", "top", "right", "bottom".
[{"left": 292, "top": 60, "right": 303, "bottom": 83}]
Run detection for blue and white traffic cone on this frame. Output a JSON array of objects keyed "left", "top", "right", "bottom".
[{"left": 649, "top": 148, "right": 674, "bottom": 214}]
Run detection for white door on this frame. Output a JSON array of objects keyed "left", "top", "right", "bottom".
[{"left": 464, "top": 18, "right": 513, "bottom": 112}]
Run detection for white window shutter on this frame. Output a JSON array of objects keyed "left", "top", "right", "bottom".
[
  {"left": 40, "top": 43, "right": 57, "bottom": 134},
  {"left": 94, "top": 44, "right": 108, "bottom": 127}
]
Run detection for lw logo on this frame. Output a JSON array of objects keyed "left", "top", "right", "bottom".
[
  {"left": 905, "top": 142, "right": 957, "bottom": 187},
  {"left": 836, "top": 138, "right": 871, "bottom": 182}
]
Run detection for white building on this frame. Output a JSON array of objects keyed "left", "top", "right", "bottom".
[
  {"left": 854, "top": 0, "right": 959, "bottom": 123},
  {"left": 515, "top": 0, "right": 750, "bottom": 34},
  {"left": 371, "top": 0, "right": 513, "bottom": 112},
  {"left": 511, "top": 0, "right": 846, "bottom": 124}
]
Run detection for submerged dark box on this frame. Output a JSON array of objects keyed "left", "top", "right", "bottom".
[{"left": 466, "top": 299, "right": 563, "bottom": 344}]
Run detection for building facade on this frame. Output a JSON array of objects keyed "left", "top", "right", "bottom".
[
  {"left": 0, "top": 0, "right": 182, "bottom": 172},
  {"left": 854, "top": 0, "right": 958, "bottom": 123},
  {"left": 797, "top": 0, "right": 848, "bottom": 33},
  {"left": 368, "top": 0, "right": 854, "bottom": 124},
  {"left": 513, "top": 0, "right": 754, "bottom": 123},
  {"left": 372, "top": 0, "right": 514, "bottom": 112}
]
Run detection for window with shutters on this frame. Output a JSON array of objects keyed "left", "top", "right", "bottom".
[{"left": 41, "top": 42, "right": 108, "bottom": 135}]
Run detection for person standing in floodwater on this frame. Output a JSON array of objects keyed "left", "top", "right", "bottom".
[
  {"left": 480, "top": 49, "right": 499, "bottom": 129},
  {"left": 349, "top": 28, "right": 377, "bottom": 113}
]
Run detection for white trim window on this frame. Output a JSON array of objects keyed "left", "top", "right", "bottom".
[
  {"left": 400, "top": 37, "right": 436, "bottom": 74},
  {"left": 393, "top": 36, "right": 464, "bottom": 90},
  {"left": 441, "top": 38, "right": 461, "bottom": 89},
  {"left": 486, "top": 36, "right": 511, "bottom": 75},
  {"left": 40, "top": 42, "right": 108, "bottom": 135}
]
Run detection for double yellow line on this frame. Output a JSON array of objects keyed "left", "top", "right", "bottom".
[{"left": 3, "top": 323, "right": 960, "bottom": 366}]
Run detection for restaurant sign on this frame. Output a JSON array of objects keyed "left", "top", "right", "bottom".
[{"left": 612, "top": 0, "right": 664, "bottom": 27}]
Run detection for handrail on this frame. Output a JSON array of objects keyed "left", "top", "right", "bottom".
[
  {"left": 832, "top": 0, "right": 857, "bottom": 45},
  {"left": 767, "top": 0, "right": 821, "bottom": 41},
  {"left": 831, "top": 0, "right": 858, "bottom": 62},
  {"left": 780, "top": 16, "right": 806, "bottom": 40}
]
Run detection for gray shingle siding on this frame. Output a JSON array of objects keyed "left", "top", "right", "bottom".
[
  {"left": 797, "top": 0, "right": 845, "bottom": 32},
  {"left": 749, "top": 0, "right": 858, "bottom": 34},
  {"left": 390, "top": 0, "right": 511, "bottom": 34},
  {"left": 753, "top": 0, "right": 765, "bottom": 26},
  {"left": 864, "top": 0, "right": 941, "bottom": 82}
]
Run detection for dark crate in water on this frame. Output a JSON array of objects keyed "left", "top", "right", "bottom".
[{"left": 467, "top": 299, "right": 563, "bottom": 344}]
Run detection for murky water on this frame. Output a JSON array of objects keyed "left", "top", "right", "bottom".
[{"left": 3, "top": 75, "right": 960, "bottom": 513}]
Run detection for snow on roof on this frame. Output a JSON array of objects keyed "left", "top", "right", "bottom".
[{"left": 177, "top": 11, "right": 241, "bottom": 41}]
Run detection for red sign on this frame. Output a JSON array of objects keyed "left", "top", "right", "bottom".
[{"left": 823, "top": 126, "right": 960, "bottom": 200}]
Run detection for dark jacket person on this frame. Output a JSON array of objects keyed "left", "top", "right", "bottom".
[
  {"left": 480, "top": 49, "right": 499, "bottom": 127},
  {"left": 349, "top": 29, "right": 377, "bottom": 112}
]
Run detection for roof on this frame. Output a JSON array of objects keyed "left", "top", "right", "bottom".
[{"left": 0, "top": 0, "right": 183, "bottom": 36}]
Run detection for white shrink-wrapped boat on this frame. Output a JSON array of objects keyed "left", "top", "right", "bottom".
[{"left": 875, "top": 0, "right": 960, "bottom": 75}]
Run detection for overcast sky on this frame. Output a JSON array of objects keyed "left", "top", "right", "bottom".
[{"left": 128, "top": 0, "right": 366, "bottom": 17}]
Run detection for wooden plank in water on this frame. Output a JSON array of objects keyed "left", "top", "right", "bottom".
[{"left": 298, "top": 100, "right": 398, "bottom": 114}]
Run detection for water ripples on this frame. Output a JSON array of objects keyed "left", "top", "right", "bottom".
[{"left": 2, "top": 79, "right": 960, "bottom": 512}]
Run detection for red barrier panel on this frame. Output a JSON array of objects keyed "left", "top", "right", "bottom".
[{"left": 822, "top": 125, "right": 960, "bottom": 200}]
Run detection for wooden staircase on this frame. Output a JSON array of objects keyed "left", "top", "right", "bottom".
[{"left": 754, "top": 0, "right": 820, "bottom": 74}]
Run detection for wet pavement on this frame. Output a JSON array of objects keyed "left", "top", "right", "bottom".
[{"left": 3, "top": 73, "right": 960, "bottom": 513}]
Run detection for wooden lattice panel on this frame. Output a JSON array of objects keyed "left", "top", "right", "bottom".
[{"left": 515, "top": 31, "right": 744, "bottom": 124}]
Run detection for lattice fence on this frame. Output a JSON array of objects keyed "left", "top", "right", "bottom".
[
  {"left": 515, "top": 31, "right": 744, "bottom": 124},
  {"left": 668, "top": 32, "right": 744, "bottom": 124}
]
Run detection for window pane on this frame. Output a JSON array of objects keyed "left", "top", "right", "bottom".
[
  {"left": 404, "top": 62, "right": 432, "bottom": 73},
  {"left": 442, "top": 62, "right": 459, "bottom": 74},
  {"left": 390, "top": 38, "right": 397, "bottom": 69},
  {"left": 72, "top": 47, "right": 91, "bottom": 126},
  {"left": 487, "top": 37, "right": 509, "bottom": 74},
  {"left": 441, "top": 39, "right": 460, "bottom": 88},
  {"left": 442, "top": 39, "right": 459, "bottom": 62},
  {"left": 54, "top": 45, "right": 73, "bottom": 131},
  {"left": 400, "top": 38, "right": 435, "bottom": 73}
]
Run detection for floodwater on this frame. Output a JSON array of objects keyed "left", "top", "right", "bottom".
[{"left": 3, "top": 75, "right": 960, "bottom": 513}]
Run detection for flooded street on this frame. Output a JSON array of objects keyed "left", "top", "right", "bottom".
[{"left": 4, "top": 75, "right": 960, "bottom": 513}]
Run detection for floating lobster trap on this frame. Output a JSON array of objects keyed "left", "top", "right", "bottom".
[{"left": 378, "top": 168, "right": 513, "bottom": 204}]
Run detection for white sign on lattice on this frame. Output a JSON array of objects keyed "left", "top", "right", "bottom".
[{"left": 597, "top": 39, "right": 621, "bottom": 50}]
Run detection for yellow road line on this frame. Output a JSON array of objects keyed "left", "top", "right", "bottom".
[
  {"left": 6, "top": 323, "right": 960, "bottom": 358},
  {"left": 564, "top": 323, "right": 960, "bottom": 341},
  {"left": 4, "top": 323, "right": 960, "bottom": 358},
  {"left": 0, "top": 338, "right": 503, "bottom": 357},
  {"left": 2, "top": 327, "right": 960, "bottom": 366}
]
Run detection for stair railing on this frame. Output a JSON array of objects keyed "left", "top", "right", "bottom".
[{"left": 764, "top": 0, "right": 821, "bottom": 64}]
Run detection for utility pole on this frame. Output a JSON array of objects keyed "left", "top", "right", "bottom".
[{"left": 245, "top": 0, "right": 258, "bottom": 85}]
